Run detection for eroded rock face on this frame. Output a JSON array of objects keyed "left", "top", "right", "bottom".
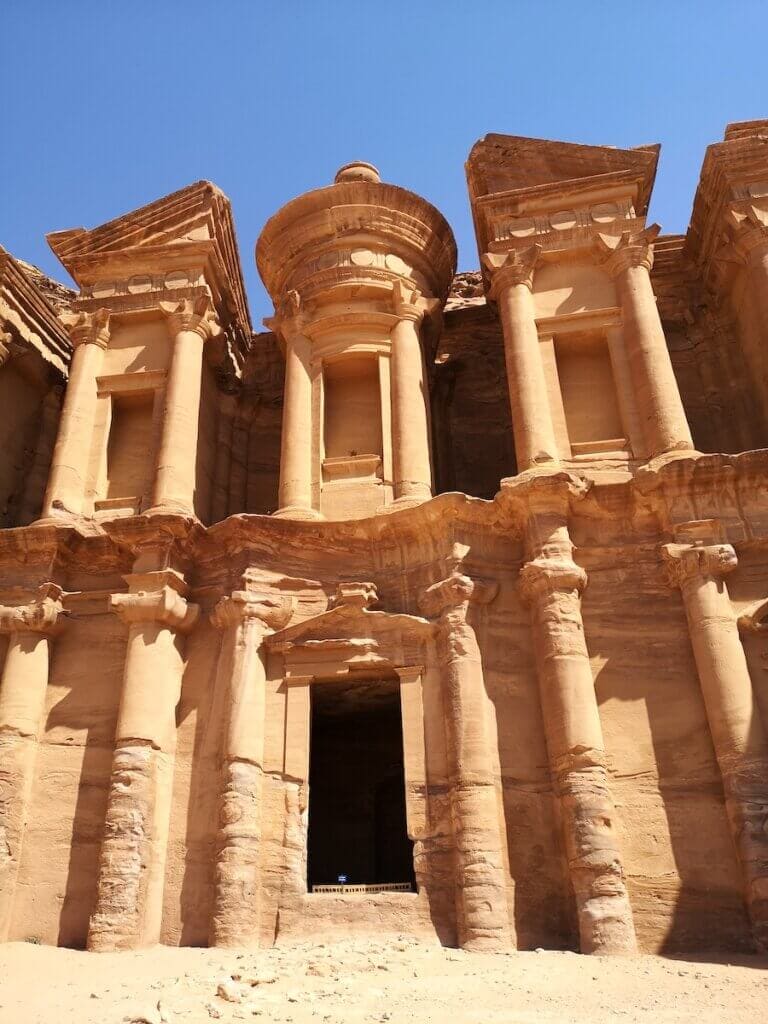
[{"left": 2, "top": 122, "right": 768, "bottom": 958}]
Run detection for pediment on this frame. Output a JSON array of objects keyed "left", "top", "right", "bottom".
[
  {"left": 466, "top": 133, "right": 659, "bottom": 213},
  {"left": 46, "top": 180, "right": 251, "bottom": 347},
  {"left": 267, "top": 602, "right": 434, "bottom": 647},
  {"left": 266, "top": 601, "right": 434, "bottom": 678}
]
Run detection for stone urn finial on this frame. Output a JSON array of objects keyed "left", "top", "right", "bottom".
[{"left": 334, "top": 161, "right": 381, "bottom": 184}]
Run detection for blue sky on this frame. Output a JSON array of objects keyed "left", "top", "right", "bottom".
[{"left": 2, "top": 1, "right": 765, "bottom": 323}]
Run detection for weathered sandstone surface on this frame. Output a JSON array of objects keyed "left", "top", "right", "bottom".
[{"left": 0, "top": 125, "right": 768, "bottom": 967}]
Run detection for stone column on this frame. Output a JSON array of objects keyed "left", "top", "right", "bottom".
[
  {"left": 41, "top": 309, "right": 111, "bottom": 518},
  {"left": 420, "top": 572, "right": 512, "bottom": 950},
  {"left": 150, "top": 295, "right": 221, "bottom": 517},
  {"left": 0, "top": 584, "right": 65, "bottom": 940},
  {"left": 88, "top": 571, "right": 198, "bottom": 951},
  {"left": 663, "top": 535, "right": 768, "bottom": 951},
  {"left": 508, "top": 471, "right": 637, "bottom": 955},
  {"left": 390, "top": 281, "right": 434, "bottom": 505},
  {"left": 209, "top": 588, "right": 293, "bottom": 947},
  {"left": 598, "top": 227, "right": 693, "bottom": 457},
  {"left": 484, "top": 246, "right": 559, "bottom": 470},
  {"left": 269, "top": 294, "right": 318, "bottom": 520}
]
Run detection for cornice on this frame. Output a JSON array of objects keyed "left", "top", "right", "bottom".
[
  {"left": 6, "top": 450, "right": 768, "bottom": 585},
  {"left": 256, "top": 178, "right": 457, "bottom": 305},
  {"left": 47, "top": 180, "right": 252, "bottom": 365},
  {"left": 0, "top": 247, "right": 71, "bottom": 378}
]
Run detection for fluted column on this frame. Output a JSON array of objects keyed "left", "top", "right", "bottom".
[
  {"left": 0, "top": 584, "right": 65, "bottom": 940},
  {"left": 663, "top": 537, "right": 768, "bottom": 951},
  {"left": 209, "top": 588, "right": 294, "bottom": 947},
  {"left": 269, "top": 294, "right": 319, "bottom": 520},
  {"left": 390, "top": 281, "right": 434, "bottom": 504},
  {"left": 88, "top": 571, "right": 198, "bottom": 951},
  {"left": 420, "top": 572, "right": 512, "bottom": 951},
  {"left": 484, "top": 246, "right": 559, "bottom": 470},
  {"left": 598, "top": 227, "right": 693, "bottom": 457},
  {"left": 149, "top": 296, "right": 220, "bottom": 517},
  {"left": 41, "top": 309, "right": 111, "bottom": 518}
]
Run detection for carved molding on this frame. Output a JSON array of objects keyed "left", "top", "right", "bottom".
[
  {"left": 595, "top": 224, "right": 660, "bottom": 278},
  {"left": 662, "top": 542, "right": 738, "bottom": 587},
  {"left": 159, "top": 294, "right": 221, "bottom": 342},
  {"left": 60, "top": 308, "right": 111, "bottom": 350},
  {"left": 483, "top": 245, "right": 541, "bottom": 295},
  {"left": 0, "top": 583, "right": 66, "bottom": 636},
  {"left": 329, "top": 582, "right": 379, "bottom": 610}
]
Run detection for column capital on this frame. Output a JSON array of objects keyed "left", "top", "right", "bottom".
[
  {"left": 60, "top": 308, "right": 111, "bottom": 350},
  {"left": 263, "top": 288, "right": 311, "bottom": 341},
  {"left": 390, "top": 280, "right": 437, "bottom": 323},
  {"left": 110, "top": 571, "right": 199, "bottom": 631},
  {"left": 595, "top": 224, "right": 660, "bottom": 278},
  {"left": 0, "top": 583, "right": 66, "bottom": 635},
  {"left": 727, "top": 208, "right": 768, "bottom": 264},
  {"left": 519, "top": 557, "right": 587, "bottom": 605},
  {"left": 159, "top": 294, "right": 221, "bottom": 341},
  {"left": 662, "top": 541, "right": 737, "bottom": 588},
  {"left": 211, "top": 589, "right": 295, "bottom": 632},
  {"left": 419, "top": 571, "right": 498, "bottom": 618},
  {"left": 483, "top": 245, "right": 541, "bottom": 296}
]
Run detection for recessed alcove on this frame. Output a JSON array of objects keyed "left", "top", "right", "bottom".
[
  {"left": 554, "top": 331, "right": 627, "bottom": 455},
  {"left": 307, "top": 677, "right": 415, "bottom": 891},
  {"left": 321, "top": 355, "right": 385, "bottom": 518},
  {"left": 104, "top": 391, "right": 154, "bottom": 508}
]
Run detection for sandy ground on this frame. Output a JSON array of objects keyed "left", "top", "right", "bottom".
[{"left": 0, "top": 938, "right": 765, "bottom": 1023}]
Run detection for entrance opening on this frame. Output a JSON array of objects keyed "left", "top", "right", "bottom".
[{"left": 307, "top": 677, "right": 415, "bottom": 891}]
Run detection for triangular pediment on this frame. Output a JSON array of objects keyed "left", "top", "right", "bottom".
[
  {"left": 267, "top": 602, "right": 434, "bottom": 649},
  {"left": 46, "top": 180, "right": 252, "bottom": 347},
  {"left": 466, "top": 133, "right": 659, "bottom": 213}
]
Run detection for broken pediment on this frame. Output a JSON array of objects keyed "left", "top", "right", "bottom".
[
  {"left": 46, "top": 180, "right": 252, "bottom": 356},
  {"left": 266, "top": 584, "right": 434, "bottom": 679},
  {"left": 466, "top": 133, "right": 660, "bottom": 211}
]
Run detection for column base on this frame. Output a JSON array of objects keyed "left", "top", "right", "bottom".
[
  {"left": 376, "top": 495, "right": 431, "bottom": 515},
  {"left": 143, "top": 501, "right": 197, "bottom": 519},
  {"left": 272, "top": 505, "right": 324, "bottom": 521}
]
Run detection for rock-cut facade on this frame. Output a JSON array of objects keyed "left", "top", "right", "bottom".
[{"left": 1, "top": 123, "right": 768, "bottom": 956}]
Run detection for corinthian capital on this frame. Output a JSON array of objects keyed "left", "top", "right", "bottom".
[
  {"left": 391, "top": 280, "right": 437, "bottom": 323},
  {"left": 110, "top": 573, "right": 199, "bottom": 632},
  {"left": 263, "top": 289, "right": 311, "bottom": 342},
  {"left": 483, "top": 245, "right": 541, "bottom": 296},
  {"left": 727, "top": 207, "right": 768, "bottom": 264},
  {"left": 211, "top": 589, "right": 295, "bottom": 632},
  {"left": 595, "top": 224, "right": 660, "bottom": 278},
  {"left": 419, "top": 572, "right": 498, "bottom": 618},
  {"left": 662, "top": 542, "right": 737, "bottom": 588},
  {"left": 60, "top": 308, "right": 111, "bottom": 350},
  {"left": 0, "top": 583, "right": 66, "bottom": 636},
  {"left": 519, "top": 557, "right": 587, "bottom": 605},
  {"left": 159, "top": 294, "right": 221, "bottom": 341}
]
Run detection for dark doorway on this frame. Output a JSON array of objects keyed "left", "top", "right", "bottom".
[{"left": 307, "top": 677, "right": 415, "bottom": 890}]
